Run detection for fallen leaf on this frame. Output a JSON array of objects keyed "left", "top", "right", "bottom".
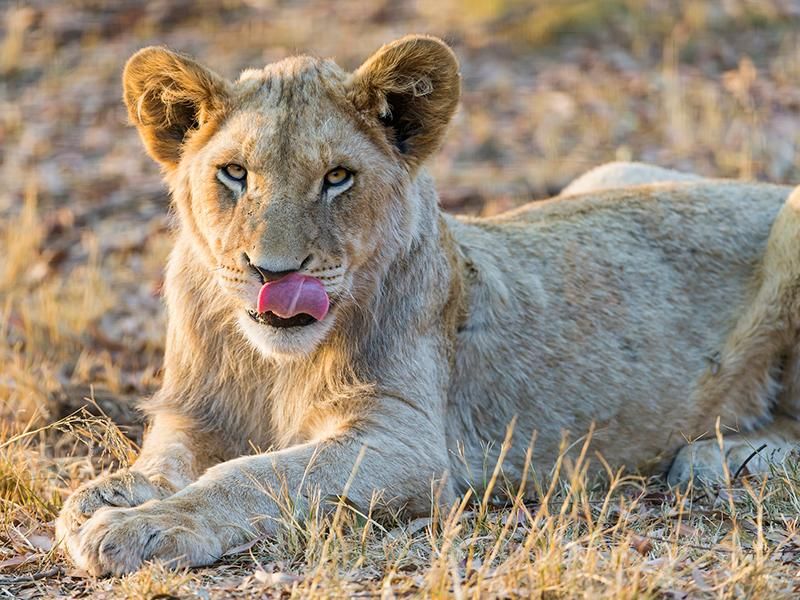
[
  {"left": 631, "top": 535, "right": 653, "bottom": 556},
  {"left": 675, "top": 523, "right": 700, "bottom": 537},
  {"left": 253, "top": 569, "right": 302, "bottom": 585},
  {"left": 387, "top": 517, "right": 432, "bottom": 540},
  {"left": 0, "top": 554, "right": 33, "bottom": 570},
  {"left": 222, "top": 535, "right": 269, "bottom": 556},
  {"left": 692, "top": 566, "right": 712, "bottom": 592},
  {"left": 27, "top": 534, "right": 53, "bottom": 552}
]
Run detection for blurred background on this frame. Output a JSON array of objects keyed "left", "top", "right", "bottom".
[{"left": 2, "top": 0, "right": 800, "bottom": 431}]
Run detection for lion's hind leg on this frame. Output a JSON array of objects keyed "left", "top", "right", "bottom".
[
  {"left": 667, "top": 188, "right": 800, "bottom": 487},
  {"left": 667, "top": 415, "right": 800, "bottom": 487},
  {"left": 688, "top": 188, "right": 800, "bottom": 430}
]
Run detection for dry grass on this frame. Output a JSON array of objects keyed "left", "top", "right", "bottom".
[
  {"left": 3, "top": 0, "right": 800, "bottom": 597},
  {"left": 5, "top": 416, "right": 800, "bottom": 598}
]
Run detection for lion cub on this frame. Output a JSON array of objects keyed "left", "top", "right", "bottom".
[{"left": 57, "top": 35, "right": 800, "bottom": 575}]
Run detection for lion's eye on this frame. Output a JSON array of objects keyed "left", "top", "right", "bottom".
[
  {"left": 223, "top": 164, "right": 247, "bottom": 181},
  {"left": 217, "top": 164, "right": 247, "bottom": 195},
  {"left": 324, "top": 167, "right": 351, "bottom": 187}
]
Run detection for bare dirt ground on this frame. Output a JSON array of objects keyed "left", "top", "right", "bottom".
[{"left": 3, "top": 0, "right": 800, "bottom": 597}]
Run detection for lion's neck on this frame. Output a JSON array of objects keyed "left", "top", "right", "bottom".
[{"left": 266, "top": 172, "right": 463, "bottom": 445}]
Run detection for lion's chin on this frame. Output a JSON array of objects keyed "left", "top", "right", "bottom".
[{"left": 236, "top": 309, "right": 335, "bottom": 359}]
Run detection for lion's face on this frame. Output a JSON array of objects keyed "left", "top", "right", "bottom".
[
  {"left": 185, "top": 60, "right": 411, "bottom": 356},
  {"left": 123, "top": 37, "right": 460, "bottom": 357}
]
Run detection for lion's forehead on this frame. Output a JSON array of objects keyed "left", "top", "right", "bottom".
[
  {"left": 236, "top": 56, "right": 348, "bottom": 113},
  {"left": 219, "top": 60, "right": 367, "bottom": 173}
]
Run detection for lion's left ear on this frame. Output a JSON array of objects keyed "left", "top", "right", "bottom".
[{"left": 348, "top": 35, "right": 460, "bottom": 168}]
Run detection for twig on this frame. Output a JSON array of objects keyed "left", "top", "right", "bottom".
[
  {"left": 733, "top": 443, "right": 768, "bottom": 480},
  {"left": 0, "top": 566, "right": 62, "bottom": 586}
]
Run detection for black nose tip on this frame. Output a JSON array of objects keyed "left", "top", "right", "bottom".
[{"left": 243, "top": 253, "right": 311, "bottom": 284}]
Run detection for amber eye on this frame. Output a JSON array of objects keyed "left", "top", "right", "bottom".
[
  {"left": 324, "top": 167, "right": 351, "bottom": 187},
  {"left": 223, "top": 163, "right": 247, "bottom": 181}
]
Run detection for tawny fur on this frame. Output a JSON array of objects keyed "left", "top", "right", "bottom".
[
  {"left": 560, "top": 161, "right": 702, "bottom": 195},
  {"left": 57, "top": 37, "right": 800, "bottom": 576}
]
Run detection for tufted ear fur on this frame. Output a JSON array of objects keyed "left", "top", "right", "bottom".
[
  {"left": 348, "top": 35, "right": 461, "bottom": 168},
  {"left": 123, "top": 47, "right": 229, "bottom": 169}
]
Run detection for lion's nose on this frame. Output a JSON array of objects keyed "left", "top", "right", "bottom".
[{"left": 243, "top": 253, "right": 312, "bottom": 284}]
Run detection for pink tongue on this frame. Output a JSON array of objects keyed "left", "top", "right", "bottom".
[{"left": 257, "top": 273, "right": 330, "bottom": 321}]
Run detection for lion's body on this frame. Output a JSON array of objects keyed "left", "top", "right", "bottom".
[
  {"left": 57, "top": 38, "right": 800, "bottom": 576},
  {"left": 447, "top": 181, "right": 790, "bottom": 483}
]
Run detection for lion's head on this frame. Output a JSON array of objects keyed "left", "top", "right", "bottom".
[{"left": 123, "top": 36, "right": 460, "bottom": 357}]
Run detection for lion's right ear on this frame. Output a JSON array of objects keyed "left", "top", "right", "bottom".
[{"left": 123, "top": 47, "right": 229, "bottom": 169}]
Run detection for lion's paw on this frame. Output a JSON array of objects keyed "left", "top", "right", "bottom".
[
  {"left": 67, "top": 501, "right": 222, "bottom": 576},
  {"left": 56, "top": 471, "right": 168, "bottom": 546},
  {"left": 667, "top": 439, "right": 789, "bottom": 488}
]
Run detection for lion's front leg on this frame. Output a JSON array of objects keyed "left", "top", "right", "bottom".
[
  {"left": 57, "top": 413, "right": 221, "bottom": 561},
  {"left": 70, "top": 408, "right": 451, "bottom": 576}
]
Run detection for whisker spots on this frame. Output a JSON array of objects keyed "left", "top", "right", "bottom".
[
  {"left": 220, "top": 275, "right": 249, "bottom": 284},
  {"left": 217, "top": 264, "right": 248, "bottom": 275}
]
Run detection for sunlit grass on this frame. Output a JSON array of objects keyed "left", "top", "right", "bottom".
[{"left": 3, "top": 411, "right": 800, "bottom": 597}]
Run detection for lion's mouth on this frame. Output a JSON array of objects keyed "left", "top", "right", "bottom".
[{"left": 247, "top": 309, "right": 317, "bottom": 328}]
